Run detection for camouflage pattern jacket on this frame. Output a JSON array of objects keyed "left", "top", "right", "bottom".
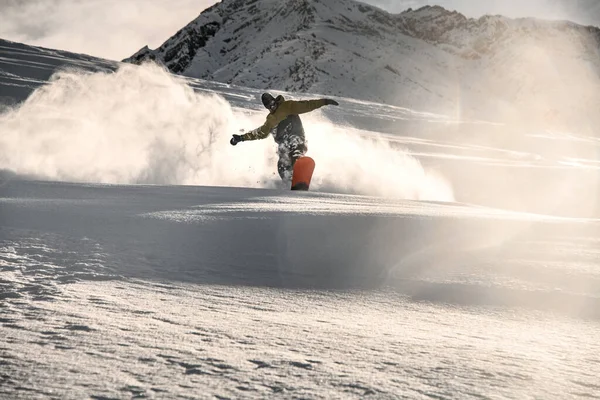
[{"left": 241, "top": 97, "right": 327, "bottom": 142}]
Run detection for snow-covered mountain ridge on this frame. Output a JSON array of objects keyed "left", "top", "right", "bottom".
[{"left": 124, "top": 0, "right": 600, "bottom": 128}]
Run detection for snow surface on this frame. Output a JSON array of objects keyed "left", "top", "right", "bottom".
[
  {"left": 1, "top": 35, "right": 600, "bottom": 399},
  {"left": 1, "top": 180, "right": 600, "bottom": 399}
]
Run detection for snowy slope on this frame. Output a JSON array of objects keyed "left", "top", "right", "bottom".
[
  {"left": 2, "top": 30, "right": 600, "bottom": 400},
  {"left": 0, "top": 38, "right": 117, "bottom": 107},
  {"left": 2, "top": 38, "right": 600, "bottom": 218},
  {"left": 124, "top": 0, "right": 600, "bottom": 129},
  {"left": 1, "top": 180, "right": 600, "bottom": 399}
]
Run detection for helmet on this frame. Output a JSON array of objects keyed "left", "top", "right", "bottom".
[{"left": 261, "top": 93, "right": 275, "bottom": 109}]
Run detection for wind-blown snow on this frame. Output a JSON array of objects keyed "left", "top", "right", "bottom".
[
  {"left": 0, "top": 63, "right": 453, "bottom": 201},
  {"left": 2, "top": 36, "right": 600, "bottom": 216}
]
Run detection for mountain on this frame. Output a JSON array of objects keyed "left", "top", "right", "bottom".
[{"left": 123, "top": 0, "right": 600, "bottom": 129}]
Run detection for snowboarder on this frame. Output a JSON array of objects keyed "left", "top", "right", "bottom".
[{"left": 230, "top": 93, "right": 339, "bottom": 183}]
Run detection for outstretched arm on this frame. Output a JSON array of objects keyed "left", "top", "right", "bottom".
[
  {"left": 230, "top": 98, "right": 339, "bottom": 146},
  {"left": 240, "top": 125, "right": 271, "bottom": 141},
  {"left": 241, "top": 113, "right": 279, "bottom": 141},
  {"left": 230, "top": 114, "right": 278, "bottom": 145},
  {"left": 285, "top": 98, "right": 338, "bottom": 115}
]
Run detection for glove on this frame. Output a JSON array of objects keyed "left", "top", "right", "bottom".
[
  {"left": 324, "top": 99, "right": 339, "bottom": 106},
  {"left": 230, "top": 134, "right": 244, "bottom": 146}
]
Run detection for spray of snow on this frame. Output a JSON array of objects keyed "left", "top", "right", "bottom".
[{"left": 0, "top": 63, "right": 453, "bottom": 201}]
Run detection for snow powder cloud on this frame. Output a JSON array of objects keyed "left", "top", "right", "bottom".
[{"left": 0, "top": 63, "right": 454, "bottom": 201}]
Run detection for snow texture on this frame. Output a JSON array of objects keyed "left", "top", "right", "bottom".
[
  {"left": 1, "top": 17, "right": 600, "bottom": 399},
  {"left": 1, "top": 181, "right": 600, "bottom": 399}
]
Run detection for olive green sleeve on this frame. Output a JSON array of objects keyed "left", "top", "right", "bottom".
[
  {"left": 241, "top": 114, "right": 280, "bottom": 141},
  {"left": 284, "top": 99, "right": 327, "bottom": 115},
  {"left": 240, "top": 99, "right": 326, "bottom": 141}
]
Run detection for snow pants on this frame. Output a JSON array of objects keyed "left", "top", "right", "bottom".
[{"left": 277, "top": 136, "right": 307, "bottom": 183}]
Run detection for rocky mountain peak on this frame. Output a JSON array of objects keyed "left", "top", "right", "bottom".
[{"left": 123, "top": 0, "right": 600, "bottom": 128}]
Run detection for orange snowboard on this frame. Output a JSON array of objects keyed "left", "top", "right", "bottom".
[{"left": 291, "top": 156, "right": 315, "bottom": 191}]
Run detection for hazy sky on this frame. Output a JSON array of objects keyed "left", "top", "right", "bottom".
[
  {"left": 1, "top": 0, "right": 599, "bottom": 61},
  {"left": 368, "top": 0, "right": 600, "bottom": 22}
]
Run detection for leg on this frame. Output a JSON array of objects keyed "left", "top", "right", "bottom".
[
  {"left": 277, "top": 139, "right": 307, "bottom": 184},
  {"left": 277, "top": 156, "right": 293, "bottom": 183},
  {"left": 288, "top": 136, "right": 308, "bottom": 170},
  {"left": 277, "top": 145, "right": 293, "bottom": 183}
]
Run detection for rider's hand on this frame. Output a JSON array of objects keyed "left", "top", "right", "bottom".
[
  {"left": 230, "top": 134, "right": 244, "bottom": 146},
  {"left": 324, "top": 99, "right": 339, "bottom": 106}
]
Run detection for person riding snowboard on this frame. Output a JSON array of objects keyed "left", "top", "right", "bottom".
[{"left": 230, "top": 93, "right": 339, "bottom": 183}]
